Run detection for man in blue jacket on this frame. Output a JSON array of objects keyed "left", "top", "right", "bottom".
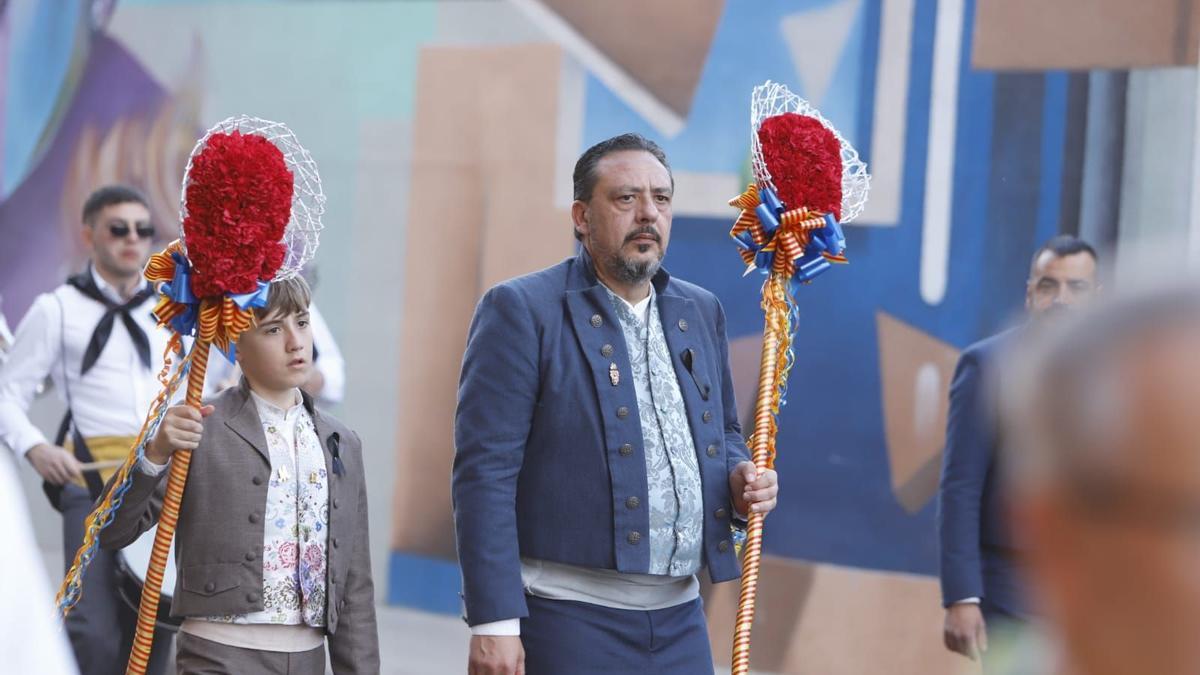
[
  {"left": 453, "top": 133, "right": 779, "bottom": 674},
  {"left": 939, "top": 235, "right": 1099, "bottom": 663}
]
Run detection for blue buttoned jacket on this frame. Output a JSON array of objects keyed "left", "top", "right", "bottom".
[
  {"left": 452, "top": 249, "right": 751, "bottom": 626},
  {"left": 937, "top": 329, "right": 1027, "bottom": 617}
]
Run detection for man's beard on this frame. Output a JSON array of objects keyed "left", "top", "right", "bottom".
[
  {"left": 592, "top": 232, "right": 663, "bottom": 285},
  {"left": 609, "top": 254, "right": 660, "bottom": 285}
]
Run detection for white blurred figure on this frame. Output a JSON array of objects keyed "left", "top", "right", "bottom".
[
  {"left": 0, "top": 453, "right": 78, "bottom": 675},
  {"left": 0, "top": 294, "right": 15, "bottom": 365}
]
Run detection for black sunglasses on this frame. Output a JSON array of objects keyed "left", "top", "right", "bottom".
[{"left": 108, "top": 222, "right": 156, "bottom": 239}]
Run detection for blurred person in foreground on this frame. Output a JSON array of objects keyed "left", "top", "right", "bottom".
[
  {"left": 938, "top": 235, "right": 1099, "bottom": 664},
  {"left": 1001, "top": 280, "right": 1200, "bottom": 675},
  {"left": 0, "top": 454, "right": 77, "bottom": 674}
]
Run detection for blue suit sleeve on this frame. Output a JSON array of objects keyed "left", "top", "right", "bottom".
[
  {"left": 937, "top": 349, "right": 991, "bottom": 606},
  {"left": 452, "top": 285, "right": 538, "bottom": 626},
  {"left": 715, "top": 300, "right": 751, "bottom": 475}
]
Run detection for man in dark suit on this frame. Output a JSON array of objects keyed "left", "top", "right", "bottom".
[
  {"left": 453, "top": 133, "right": 779, "bottom": 674},
  {"left": 939, "top": 235, "right": 1099, "bottom": 662}
]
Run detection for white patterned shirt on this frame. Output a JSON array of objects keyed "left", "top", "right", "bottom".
[
  {"left": 211, "top": 390, "right": 329, "bottom": 627},
  {"left": 608, "top": 286, "right": 704, "bottom": 576}
]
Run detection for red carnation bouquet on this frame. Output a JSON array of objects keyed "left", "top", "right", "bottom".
[
  {"left": 757, "top": 113, "right": 843, "bottom": 220},
  {"left": 183, "top": 131, "right": 294, "bottom": 297}
]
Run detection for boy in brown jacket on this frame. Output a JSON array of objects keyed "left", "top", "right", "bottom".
[{"left": 101, "top": 276, "right": 378, "bottom": 674}]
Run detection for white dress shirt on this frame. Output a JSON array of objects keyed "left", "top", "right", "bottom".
[
  {"left": 0, "top": 301, "right": 15, "bottom": 366},
  {"left": 0, "top": 267, "right": 171, "bottom": 456}
]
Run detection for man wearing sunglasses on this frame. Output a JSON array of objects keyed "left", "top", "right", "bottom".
[{"left": 0, "top": 185, "right": 174, "bottom": 674}]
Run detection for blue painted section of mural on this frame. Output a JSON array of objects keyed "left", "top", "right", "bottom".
[
  {"left": 388, "top": 551, "right": 464, "bottom": 617},
  {"left": 584, "top": 0, "right": 874, "bottom": 174},
  {"left": 3, "top": 1, "right": 87, "bottom": 196}
]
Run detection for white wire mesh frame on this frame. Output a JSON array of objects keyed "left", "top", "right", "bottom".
[
  {"left": 749, "top": 81, "right": 870, "bottom": 224},
  {"left": 179, "top": 115, "right": 326, "bottom": 281}
]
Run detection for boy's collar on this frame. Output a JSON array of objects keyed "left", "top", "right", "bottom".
[{"left": 237, "top": 376, "right": 317, "bottom": 417}]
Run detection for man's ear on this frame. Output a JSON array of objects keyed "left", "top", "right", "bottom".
[
  {"left": 571, "top": 201, "right": 588, "bottom": 240},
  {"left": 81, "top": 223, "right": 94, "bottom": 249}
]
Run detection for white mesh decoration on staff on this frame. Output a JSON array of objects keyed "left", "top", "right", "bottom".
[
  {"left": 180, "top": 115, "right": 326, "bottom": 279},
  {"left": 749, "top": 80, "right": 871, "bottom": 224}
]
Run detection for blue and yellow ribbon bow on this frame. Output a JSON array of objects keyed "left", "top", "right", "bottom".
[{"left": 729, "top": 183, "right": 847, "bottom": 284}]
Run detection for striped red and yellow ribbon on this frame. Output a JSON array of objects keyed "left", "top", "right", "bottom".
[
  {"left": 730, "top": 273, "right": 792, "bottom": 675},
  {"left": 729, "top": 184, "right": 840, "bottom": 278}
]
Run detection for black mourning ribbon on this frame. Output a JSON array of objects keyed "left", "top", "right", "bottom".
[
  {"left": 327, "top": 432, "right": 345, "bottom": 476},
  {"left": 67, "top": 269, "right": 155, "bottom": 376},
  {"left": 681, "top": 348, "right": 711, "bottom": 401}
]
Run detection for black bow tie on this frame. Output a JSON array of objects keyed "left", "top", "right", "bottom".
[{"left": 67, "top": 269, "right": 155, "bottom": 376}]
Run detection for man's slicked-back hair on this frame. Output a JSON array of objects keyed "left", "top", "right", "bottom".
[
  {"left": 81, "top": 184, "right": 150, "bottom": 225},
  {"left": 1031, "top": 235, "right": 1098, "bottom": 270},
  {"left": 572, "top": 133, "right": 673, "bottom": 241},
  {"left": 254, "top": 275, "right": 312, "bottom": 321}
]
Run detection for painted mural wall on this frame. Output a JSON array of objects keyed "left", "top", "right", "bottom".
[{"left": 1, "top": 1, "right": 1186, "bottom": 673}]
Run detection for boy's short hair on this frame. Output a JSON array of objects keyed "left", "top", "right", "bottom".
[{"left": 254, "top": 275, "right": 311, "bottom": 321}]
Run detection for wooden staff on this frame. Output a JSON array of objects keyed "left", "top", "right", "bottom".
[{"left": 730, "top": 273, "right": 788, "bottom": 675}]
